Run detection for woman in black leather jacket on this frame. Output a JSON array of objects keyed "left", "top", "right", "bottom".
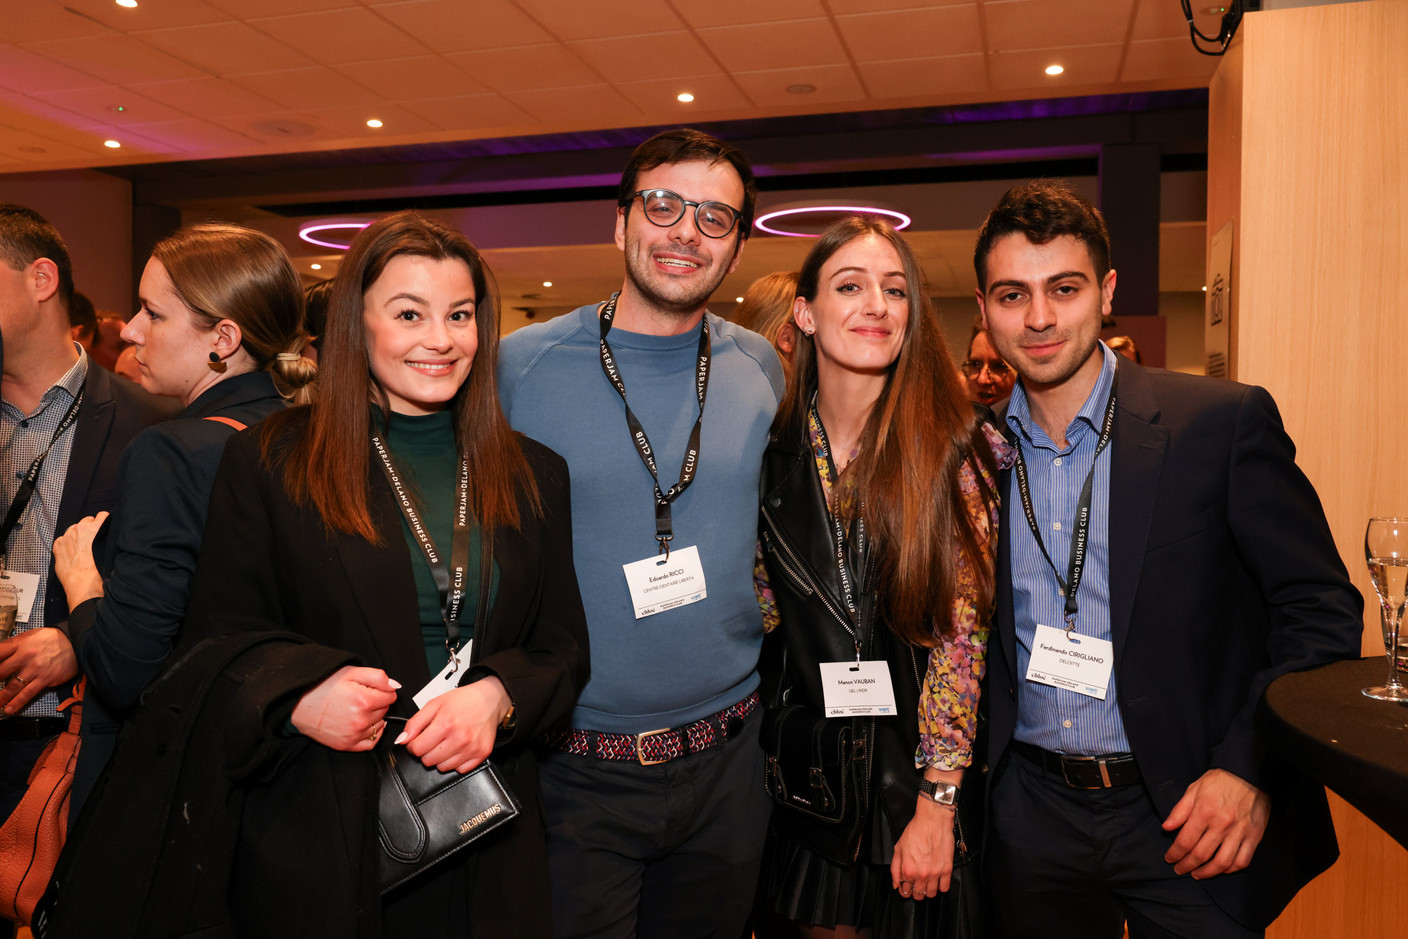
[{"left": 756, "top": 217, "right": 1009, "bottom": 938}]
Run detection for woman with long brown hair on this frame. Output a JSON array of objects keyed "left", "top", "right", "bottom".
[
  {"left": 44, "top": 211, "right": 588, "bottom": 938},
  {"left": 756, "top": 217, "right": 1009, "bottom": 938}
]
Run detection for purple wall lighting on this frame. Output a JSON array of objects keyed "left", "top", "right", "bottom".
[
  {"left": 754, "top": 205, "right": 912, "bottom": 238},
  {"left": 299, "top": 220, "right": 372, "bottom": 250}
]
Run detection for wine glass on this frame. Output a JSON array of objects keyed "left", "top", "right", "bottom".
[{"left": 1364, "top": 517, "right": 1408, "bottom": 701}]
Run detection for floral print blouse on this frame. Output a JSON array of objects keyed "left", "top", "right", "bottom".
[{"left": 757, "top": 415, "right": 1013, "bottom": 771}]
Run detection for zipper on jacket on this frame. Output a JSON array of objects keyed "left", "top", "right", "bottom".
[{"left": 762, "top": 504, "right": 857, "bottom": 644}]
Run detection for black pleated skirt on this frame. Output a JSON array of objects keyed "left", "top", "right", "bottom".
[{"left": 758, "top": 823, "right": 974, "bottom": 939}]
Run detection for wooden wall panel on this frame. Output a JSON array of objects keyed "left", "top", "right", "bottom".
[{"left": 1208, "top": 3, "right": 1408, "bottom": 936}]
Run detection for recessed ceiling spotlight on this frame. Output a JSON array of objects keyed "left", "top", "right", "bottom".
[
  {"left": 786, "top": 84, "right": 816, "bottom": 95},
  {"left": 103, "top": 139, "right": 121, "bottom": 148},
  {"left": 676, "top": 93, "right": 694, "bottom": 103},
  {"left": 116, "top": 0, "right": 138, "bottom": 7},
  {"left": 735, "top": 297, "right": 744, "bottom": 303},
  {"left": 1202, "top": 285, "right": 1208, "bottom": 291},
  {"left": 310, "top": 263, "right": 322, "bottom": 271},
  {"left": 366, "top": 119, "right": 383, "bottom": 128},
  {"left": 542, "top": 281, "right": 552, "bottom": 287},
  {"left": 1045, "top": 64, "right": 1064, "bottom": 76}
]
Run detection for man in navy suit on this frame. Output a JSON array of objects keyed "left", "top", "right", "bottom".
[
  {"left": 974, "top": 181, "right": 1362, "bottom": 938},
  {"left": 0, "top": 204, "right": 168, "bottom": 821}
]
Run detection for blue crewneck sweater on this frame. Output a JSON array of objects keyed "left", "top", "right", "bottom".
[{"left": 498, "top": 303, "right": 784, "bottom": 733}]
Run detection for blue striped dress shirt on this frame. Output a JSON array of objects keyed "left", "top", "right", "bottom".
[{"left": 1006, "top": 344, "right": 1130, "bottom": 756}]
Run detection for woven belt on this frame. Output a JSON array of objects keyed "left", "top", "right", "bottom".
[
  {"left": 0, "top": 716, "right": 67, "bottom": 741},
  {"left": 545, "top": 692, "right": 759, "bottom": 766},
  {"left": 1010, "top": 740, "right": 1141, "bottom": 789}
]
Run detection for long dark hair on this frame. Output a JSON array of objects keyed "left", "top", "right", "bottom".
[
  {"left": 264, "top": 211, "right": 538, "bottom": 542},
  {"left": 783, "top": 217, "right": 999, "bottom": 647}
]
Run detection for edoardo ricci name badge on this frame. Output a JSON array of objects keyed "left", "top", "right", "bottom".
[{"left": 622, "top": 545, "right": 708, "bottom": 619}]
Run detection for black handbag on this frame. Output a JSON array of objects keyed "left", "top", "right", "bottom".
[
  {"left": 376, "top": 746, "right": 520, "bottom": 892},
  {"left": 761, "top": 702, "right": 872, "bottom": 865}
]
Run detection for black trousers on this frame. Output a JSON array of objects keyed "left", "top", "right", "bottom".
[
  {"left": 987, "top": 751, "right": 1263, "bottom": 939},
  {"left": 538, "top": 712, "right": 769, "bottom": 939}
]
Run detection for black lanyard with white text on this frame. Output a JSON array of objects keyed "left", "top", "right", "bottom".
[
  {"left": 598, "top": 292, "right": 710, "bottom": 559},
  {"left": 811, "top": 400, "right": 866, "bottom": 659},
  {"left": 0, "top": 390, "right": 84, "bottom": 568},
  {"left": 1011, "top": 378, "right": 1117, "bottom": 636},
  {"left": 371, "top": 432, "right": 472, "bottom": 660}
]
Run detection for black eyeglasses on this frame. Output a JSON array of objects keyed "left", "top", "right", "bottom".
[
  {"left": 630, "top": 189, "right": 741, "bottom": 239},
  {"left": 961, "top": 359, "right": 1013, "bottom": 380}
]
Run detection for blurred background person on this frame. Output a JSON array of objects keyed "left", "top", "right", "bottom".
[
  {"left": 50, "top": 222, "right": 316, "bottom": 816},
  {"left": 89, "top": 311, "right": 130, "bottom": 373},
  {"left": 66, "top": 291, "right": 96, "bottom": 354},
  {"left": 733, "top": 270, "right": 800, "bottom": 385},
  {"left": 1107, "top": 334, "right": 1142, "bottom": 364},
  {"left": 302, "top": 277, "right": 333, "bottom": 363},
  {"left": 960, "top": 323, "right": 1015, "bottom": 408}
]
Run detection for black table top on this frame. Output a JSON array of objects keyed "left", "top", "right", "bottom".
[{"left": 1263, "top": 657, "right": 1408, "bottom": 849}]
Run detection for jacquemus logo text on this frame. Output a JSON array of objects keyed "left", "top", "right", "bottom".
[{"left": 459, "top": 803, "right": 504, "bottom": 834}]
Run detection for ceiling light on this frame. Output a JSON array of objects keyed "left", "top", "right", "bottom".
[
  {"left": 116, "top": 0, "right": 138, "bottom": 7},
  {"left": 786, "top": 84, "right": 816, "bottom": 95},
  {"left": 103, "top": 139, "right": 121, "bottom": 149},
  {"left": 310, "top": 263, "right": 322, "bottom": 271},
  {"left": 300, "top": 220, "right": 372, "bottom": 250},
  {"left": 366, "top": 119, "right": 383, "bottom": 128},
  {"left": 676, "top": 93, "right": 694, "bottom": 103},
  {"left": 1202, "top": 285, "right": 1208, "bottom": 291},
  {"left": 735, "top": 297, "right": 744, "bottom": 303},
  {"left": 755, "top": 205, "right": 912, "bottom": 238},
  {"left": 1045, "top": 65, "right": 1064, "bottom": 76},
  {"left": 542, "top": 281, "right": 552, "bottom": 287}
]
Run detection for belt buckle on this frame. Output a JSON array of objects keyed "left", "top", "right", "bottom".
[
  {"left": 1060, "top": 755, "right": 1112, "bottom": 790},
  {"left": 634, "top": 727, "right": 672, "bottom": 766}
]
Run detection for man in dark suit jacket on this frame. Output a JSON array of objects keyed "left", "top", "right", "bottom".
[
  {"left": 0, "top": 203, "right": 169, "bottom": 821},
  {"left": 973, "top": 181, "right": 1362, "bottom": 938}
]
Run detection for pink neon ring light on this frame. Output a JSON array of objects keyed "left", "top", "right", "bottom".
[
  {"left": 299, "top": 221, "right": 372, "bottom": 250},
  {"left": 754, "top": 205, "right": 912, "bottom": 237}
]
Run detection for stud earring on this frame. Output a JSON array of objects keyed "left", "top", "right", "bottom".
[{"left": 208, "top": 351, "right": 227, "bottom": 374}]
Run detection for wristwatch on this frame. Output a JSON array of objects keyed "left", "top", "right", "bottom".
[{"left": 918, "top": 778, "right": 960, "bottom": 808}]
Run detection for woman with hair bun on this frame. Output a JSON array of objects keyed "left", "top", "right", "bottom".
[{"left": 50, "top": 222, "right": 315, "bottom": 814}]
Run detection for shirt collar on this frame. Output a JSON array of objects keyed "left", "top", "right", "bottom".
[
  {"left": 1005, "top": 342, "right": 1118, "bottom": 446},
  {"left": 48, "top": 344, "right": 90, "bottom": 404}
]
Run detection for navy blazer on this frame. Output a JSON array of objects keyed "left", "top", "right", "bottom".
[
  {"left": 42, "top": 363, "right": 172, "bottom": 631},
  {"left": 988, "top": 359, "right": 1363, "bottom": 929}
]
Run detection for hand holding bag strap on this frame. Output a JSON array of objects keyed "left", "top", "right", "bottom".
[{"left": 0, "top": 678, "right": 84, "bottom": 925}]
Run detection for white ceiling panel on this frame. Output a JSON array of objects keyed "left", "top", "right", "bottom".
[
  {"left": 246, "top": 8, "right": 429, "bottom": 66},
  {"left": 696, "top": 18, "right": 849, "bottom": 72},
  {"left": 511, "top": 0, "right": 685, "bottom": 41},
  {"left": 21, "top": 34, "right": 207, "bottom": 85},
  {"left": 371, "top": 0, "right": 554, "bottom": 54},
  {"left": 137, "top": 22, "right": 315, "bottom": 76},
  {"left": 836, "top": 6, "right": 985, "bottom": 62},
  {"left": 335, "top": 56, "right": 488, "bottom": 102},
  {"left": 445, "top": 44, "right": 605, "bottom": 95},
  {"left": 568, "top": 32, "right": 721, "bottom": 84}
]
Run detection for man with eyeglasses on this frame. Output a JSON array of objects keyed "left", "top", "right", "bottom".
[
  {"left": 499, "top": 129, "right": 784, "bottom": 938},
  {"left": 961, "top": 325, "right": 1016, "bottom": 408}
]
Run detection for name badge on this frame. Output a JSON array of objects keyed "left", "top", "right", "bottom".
[
  {"left": 819, "top": 660, "right": 898, "bottom": 717},
  {"left": 1025, "top": 623, "right": 1113, "bottom": 700},
  {"left": 0, "top": 570, "right": 42, "bottom": 626},
  {"left": 413, "top": 640, "right": 471, "bottom": 709},
  {"left": 622, "top": 545, "right": 707, "bottom": 619}
]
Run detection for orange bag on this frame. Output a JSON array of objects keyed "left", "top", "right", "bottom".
[{"left": 0, "top": 680, "right": 83, "bottom": 925}]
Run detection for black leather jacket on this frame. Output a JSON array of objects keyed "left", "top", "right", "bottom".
[{"left": 759, "top": 410, "right": 976, "bottom": 865}]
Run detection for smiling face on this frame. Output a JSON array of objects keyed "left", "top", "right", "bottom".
[
  {"left": 125, "top": 257, "right": 220, "bottom": 403},
  {"left": 976, "top": 232, "right": 1115, "bottom": 397},
  {"left": 795, "top": 233, "right": 910, "bottom": 382},
  {"left": 614, "top": 159, "right": 745, "bottom": 319},
  {"left": 363, "top": 254, "right": 478, "bottom": 416}
]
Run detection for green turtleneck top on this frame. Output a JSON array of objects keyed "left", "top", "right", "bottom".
[{"left": 382, "top": 408, "right": 499, "bottom": 675}]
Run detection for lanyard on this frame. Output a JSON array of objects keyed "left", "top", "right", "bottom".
[
  {"left": 371, "top": 432, "right": 472, "bottom": 661},
  {"left": 597, "top": 292, "right": 710, "bottom": 559},
  {"left": 1011, "top": 378, "right": 1117, "bottom": 637},
  {"left": 0, "top": 390, "right": 84, "bottom": 569},
  {"left": 811, "top": 400, "right": 865, "bottom": 659}
]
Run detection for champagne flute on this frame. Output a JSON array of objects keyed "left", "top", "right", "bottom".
[{"left": 1364, "top": 517, "right": 1408, "bottom": 701}]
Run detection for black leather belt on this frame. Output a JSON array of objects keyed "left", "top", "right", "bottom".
[
  {"left": 1010, "top": 739, "right": 1141, "bottom": 789},
  {"left": 0, "top": 716, "right": 66, "bottom": 741}
]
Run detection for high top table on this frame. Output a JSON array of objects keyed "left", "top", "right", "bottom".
[{"left": 1262, "top": 657, "right": 1408, "bottom": 849}]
